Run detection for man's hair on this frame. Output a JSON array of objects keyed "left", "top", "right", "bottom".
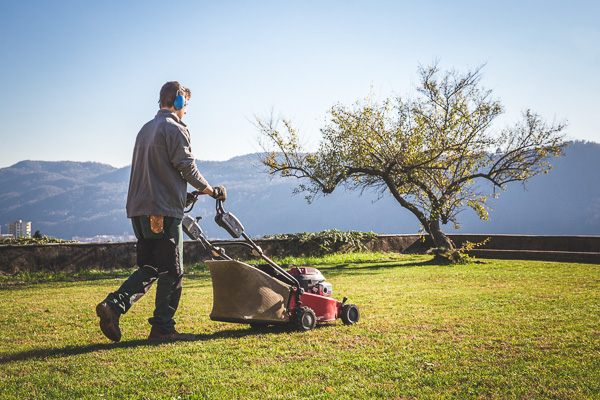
[{"left": 159, "top": 81, "right": 191, "bottom": 108}]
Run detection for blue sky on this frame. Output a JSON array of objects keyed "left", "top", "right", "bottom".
[{"left": 0, "top": 0, "right": 598, "bottom": 169}]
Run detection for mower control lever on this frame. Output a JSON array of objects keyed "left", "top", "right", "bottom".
[{"left": 185, "top": 190, "right": 203, "bottom": 213}]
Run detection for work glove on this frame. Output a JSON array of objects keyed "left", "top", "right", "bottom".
[{"left": 211, "top": 186, "right": 227, "bottom": 201}]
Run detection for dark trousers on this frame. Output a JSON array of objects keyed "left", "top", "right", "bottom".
[{"left": 105, "top": 216, "right": 183, "bottom": 333}]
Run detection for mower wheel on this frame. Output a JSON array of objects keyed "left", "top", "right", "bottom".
[
  {"left": 341, "top": 304, "right": 360, "bottom": 325},
  {"left": 295, "top": 307, "right": 316, "bottom": 331}
]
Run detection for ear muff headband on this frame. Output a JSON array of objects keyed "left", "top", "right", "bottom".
[{"left": 174, "top": 89, "right": 187, "bottom": 110}]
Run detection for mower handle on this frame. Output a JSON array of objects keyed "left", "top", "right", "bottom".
[
  {"left": 214, "top": 198, "right": 300, "bottom": 289},
  {"left": 186, "top": 196, "right": 300, "bottom": 288}
]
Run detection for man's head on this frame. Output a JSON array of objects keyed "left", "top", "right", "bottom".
[{"left": 159, "top": 81, "right": 191, "bottom": 119}]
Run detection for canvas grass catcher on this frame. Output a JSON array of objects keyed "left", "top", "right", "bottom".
[{"left": 182, "top": 193, "right": 360, "bottom": 331}]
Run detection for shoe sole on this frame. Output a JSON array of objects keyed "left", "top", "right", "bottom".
[{"left": 96, "top": 303, "right": 121, "bottom": 342}]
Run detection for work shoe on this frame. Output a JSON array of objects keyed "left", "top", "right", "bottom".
[
  {"left": 96, "top": 301, "right": 121, "bottom": 342},
  {"left": 148, "top": 327, "right": 196, "bottom": 342}
]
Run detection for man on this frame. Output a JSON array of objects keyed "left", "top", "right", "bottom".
[{"left": 96, "top": 81, "right": 226, "bottom": 342}]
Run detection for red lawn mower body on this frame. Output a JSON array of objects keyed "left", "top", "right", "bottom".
[
  {"left": 183, "top": 198, "right": 360, "bottom": 331},
  {"left": 288, "top": 267, "right": 341, "bottom": 323}
]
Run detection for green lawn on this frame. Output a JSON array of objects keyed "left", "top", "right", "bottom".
[{"left": 1, "top": 253, "right": 599, "bottom": 399}]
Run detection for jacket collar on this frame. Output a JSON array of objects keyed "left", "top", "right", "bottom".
[{"left": 157, "top": 108, "right": 187, "bottom": 127}]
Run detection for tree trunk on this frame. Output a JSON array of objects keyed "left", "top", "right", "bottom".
[
  {"left": 384, "top": 182, "right": 456, "bottom": 251},
  {"left": 428, "top": 220, "right": 455, "bottom": 250}
]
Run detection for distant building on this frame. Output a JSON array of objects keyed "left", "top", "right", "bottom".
[
  {"left": 7, "top": 220, "right": 31, "bottom": 238},
  {"left": 0, "top": 224, "right": 14, "bottom": 239}
]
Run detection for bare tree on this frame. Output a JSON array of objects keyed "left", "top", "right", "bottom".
[{"left": 256, "top": 64, "right": 567, "bottom": 251}]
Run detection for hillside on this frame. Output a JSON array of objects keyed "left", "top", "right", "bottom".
[{"left": 0, "top": 141, "right": 598, "bottom": 240}]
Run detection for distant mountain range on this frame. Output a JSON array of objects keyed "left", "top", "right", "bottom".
[{"left": 0, "top": 141, "right": 598, "bottom": 240}]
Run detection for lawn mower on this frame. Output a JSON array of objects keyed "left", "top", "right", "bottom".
[{"left": 182, "top": 194, "right": 360, "bottom": 331}]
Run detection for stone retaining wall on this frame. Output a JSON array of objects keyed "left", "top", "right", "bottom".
[{"left": 0, "top": 234, "right": 598, "bottom": 274}]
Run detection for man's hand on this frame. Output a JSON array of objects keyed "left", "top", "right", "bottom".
[{"left": 211, "top": 186, "right": 227, "bottom": 201}]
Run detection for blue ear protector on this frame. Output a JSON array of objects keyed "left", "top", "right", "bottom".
[{"left": 173, "top": 89, "right": 188, "bottom": 110}]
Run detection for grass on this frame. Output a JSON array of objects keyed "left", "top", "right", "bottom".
[{"left": 0, "top": 253, "right": 599, "bottom": 399}]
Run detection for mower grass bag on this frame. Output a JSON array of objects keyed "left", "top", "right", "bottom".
[{"left": 206, "top": 260, "right": 293, "bottom": 324}]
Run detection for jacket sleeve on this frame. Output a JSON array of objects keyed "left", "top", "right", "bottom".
[{"left": 166, "top": 125, "right": 210, "bottom": 191}]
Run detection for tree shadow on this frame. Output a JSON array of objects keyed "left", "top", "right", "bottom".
[
  {"left": 320, "top": 257, "right": 442, "bottom": 277},
  {"left": 0, "top": 326, "right": 297, "bottom": 365}
]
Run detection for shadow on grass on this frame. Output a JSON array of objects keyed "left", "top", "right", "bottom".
[
  {"left": 1, "top": 272, "right": 213, "bottom": 287},
  {"left": 2, "top": 256, "right": 471, "bottom": 289},
  {"left": 332, "top": 258, "right": 440, "bottom": 270},
  {"left": 0, "top": 326, "right": 294, "bottom": 364},
  {"left": 321, "top": 257, "right": 444, "bottom": 277},
  {"left": 0, "top": 275, "right": 133, "bottom": 289},
  {"left": 181, "top": 259, "right": 438, "bottom": 281},
  {"left": 1, "top": 256, "right": 441, "bottom": 287}
]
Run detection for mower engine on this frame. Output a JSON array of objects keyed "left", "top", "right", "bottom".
[{"left": 289, "top": 267, "right": 333, "bottom": 297}]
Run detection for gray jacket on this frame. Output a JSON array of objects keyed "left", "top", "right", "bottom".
[{"left": 126, "top": 109, "right": 209, "bottom": 219}]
